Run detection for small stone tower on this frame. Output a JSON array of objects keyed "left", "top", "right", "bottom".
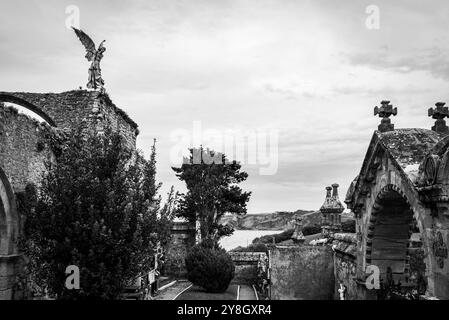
[{"left": 320, "top": 183, "right": 344, "bottom": 236}]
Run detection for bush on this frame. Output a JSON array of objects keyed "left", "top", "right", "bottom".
[
  {"left": 185, "top": 241, "right": 235, "bottom": 293},
  {"left": 302, "top": 224, "right": 322, "bottom": 236}
]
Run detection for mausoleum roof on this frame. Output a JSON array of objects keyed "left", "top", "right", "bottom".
[{"left": 376, "top": 128, "right": 441, "bottom": 184}]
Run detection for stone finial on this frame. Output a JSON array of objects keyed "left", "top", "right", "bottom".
[
  {"left": 325, "top": 186, "right": 332, "bottom": 198},
  {"left": 332, "top": 183, "right": 339, "bottom": 197},
  {"left": 374, "top": 100, "right": 397, "bottom": 132},
  {"left": 428, "top": 102, "right": 449, "bottom": 134}
]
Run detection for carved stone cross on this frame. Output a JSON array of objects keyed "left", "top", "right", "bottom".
[
  {"left": 428, "top": 102, "right": 449, "bottom": 134},
  {"left": 374, "top": 100, "right": 397, "bottom": 132}
]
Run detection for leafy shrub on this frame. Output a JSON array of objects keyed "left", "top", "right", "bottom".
[
  {"left": 302, "top": 224, "right": 322, "bottom": 236},
  {"left": 185, "top": 241, "right": 235, "bottom": 293}
]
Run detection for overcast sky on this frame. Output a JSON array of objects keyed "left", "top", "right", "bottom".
[{"left": 1, "top": 0, "right": 449, "bottom": 213}]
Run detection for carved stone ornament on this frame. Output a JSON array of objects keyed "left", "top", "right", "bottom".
[
  {"left": 424, "top": 155, "right": 440, "bottom": 186},
  {"left": 433, "top": 231, "right": 448, "bottom": 269}
]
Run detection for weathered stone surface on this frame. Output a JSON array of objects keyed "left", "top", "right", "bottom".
[
  {"left": 320, "top": 184, "right": 344, "bottom": 235},
  {"left": 374, "top": 100, "right": 397, "bottom": 132},
  {"left": 331, "top": 233, "right": 357, "bottom": 258},
  {"left": 164, "top": 222, "right": 195, "bottom": 278},
  {"left": 377, "top": 129, "right": 440, "bottom": 184},
  {"left": 428, "top": 102, "right": 449, "bottom": 134},
  {"left": 0, "top": 106, "right": 53, "bottom": 192},
  {"left": 229, "top": 252, "right": 267, "bottom": 265},
  {"left": 0, "top": 90, "right": 141, "bottom": 299},
  {"left": 269, "top": 245, "right": 334, "bottom": 300},
  {"left": 328, "top": 233, "right": 362, "bottom": 299},
  {"left": 0, "top": 90, "right": 138, "bottom": 149},
  {"left": 345, "top": 126, "right": 449, "bottom": 300}
]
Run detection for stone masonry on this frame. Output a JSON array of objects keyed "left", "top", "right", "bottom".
[{"left": 0, "top": 90, "right": 139, "bottom": 299}]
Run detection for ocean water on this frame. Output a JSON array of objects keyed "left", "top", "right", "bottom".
[{"left": 219, "top": 230, "right": 283, "bottom": 251}]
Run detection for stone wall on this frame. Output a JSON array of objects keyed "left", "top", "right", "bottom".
[
  {"left": 0, "top": 106, "right": 54, "bottom": 192},
  {"left": 97, "top": 94, "right": 138, "bottom": 149},
  {"left": 269, "top": 245, "right": 334, "bottom": 300},
  {"left": 229, "top": 252, "right": 267, "bottom": 285},
  {"left": 345, "top": 129, "right": 449, "bottom": 299},
  {"left": 0, "top": 91, "right": 139, "bottom": 150},
  {"left": 330, "top": 233, "right": 372, "bottom": 300},
  {"left": 164, "top": 222, "right": 195, "bottom": 278},
  {"left": 0, "top": 105, "right": 55, "bottom": 300},
  {"left": 0, "top": 90, "right": 141, "bottom": 299}
]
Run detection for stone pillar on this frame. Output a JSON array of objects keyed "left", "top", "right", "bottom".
[{"left": 0, "top": 254, "right": 23, "bottom": 299}]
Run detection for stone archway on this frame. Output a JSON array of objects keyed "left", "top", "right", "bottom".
[
  {"left": 365, "top": 184, "right": 428, "bottom": 297},
  {"left": 0, "top": 166, "right": 21, "bottom": 299},
  {"left": 0, "top": 93, "right": 56, "bottom": 127}
]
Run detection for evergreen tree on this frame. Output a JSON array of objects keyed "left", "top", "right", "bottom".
[
  {"left": 21, "top": 128, "right": 171, "bottom": 299},
  {"left": 172, "top": 147, "right": 251, "bottom": 241}
]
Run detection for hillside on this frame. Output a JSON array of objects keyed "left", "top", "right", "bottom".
[
  {"left": 220, "top": 210, "right": 318, "bottom": 230},
  {"left": 220, "top": 209, "right": 354, "bottom": 231}
]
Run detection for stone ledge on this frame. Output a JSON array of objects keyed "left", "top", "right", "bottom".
[{"left": 229, "top": 252, "right": 267, "bottom": 262}]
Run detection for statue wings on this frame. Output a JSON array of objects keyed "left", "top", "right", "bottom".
[{"left": 72, "top": 27, "right": 99, "bottom": 61}]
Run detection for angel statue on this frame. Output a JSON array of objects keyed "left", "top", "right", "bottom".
[{"left": 72, "top": 27, "right": 106, "bottom": 90}]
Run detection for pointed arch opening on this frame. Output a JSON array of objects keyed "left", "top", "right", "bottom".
[{"left": 366, "top": 185, "right": 427, "bottom": 299}]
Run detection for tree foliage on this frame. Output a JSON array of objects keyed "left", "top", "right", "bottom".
[
  {"left": 185, "top": 240, "right": 235, "bottom": 293},
  {"left": 21, "top": 128, "right": 171, "bottom": 299},
  {"left": 172, "top": 147, "right": 251, "bottom": 241}
]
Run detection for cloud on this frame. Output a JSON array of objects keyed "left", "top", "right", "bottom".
[
  {"left": 345, "top": 46, "right": 449, "bottom": 81},
  {"left": 2, "top": 0, "right": 449, "bottom": 212}
]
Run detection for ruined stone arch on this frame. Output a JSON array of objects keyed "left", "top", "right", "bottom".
[
  {"left": 0, "top": 166, "right": 22, "bottom": 299},
  {"left": 0, "top": 166, "right": 19, "bottom": 256},
  {"left": 0, "top": 93, "right": 56, "bottom": 127}
]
